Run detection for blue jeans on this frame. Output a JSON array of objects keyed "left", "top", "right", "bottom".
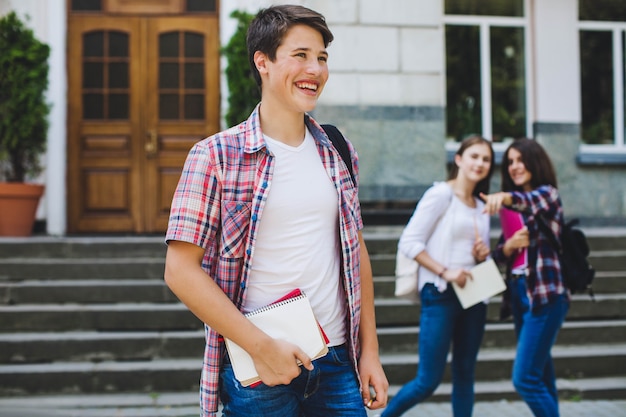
[
  {"left": 219, "top": 344, "right": 367, "bottom": 417},
  {"left": 381, "top": 284, "right": 487, "bottom": 417},
  {"left": 509, "top": 277, "right": 569, "bottom": 417}
]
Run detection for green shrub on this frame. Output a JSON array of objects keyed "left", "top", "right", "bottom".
[
  {"left": 221, "top": 10, "right": 260, "bottom": 128},
  {"left": 0, "top": 11, "right": 51, "bottom": 182}
]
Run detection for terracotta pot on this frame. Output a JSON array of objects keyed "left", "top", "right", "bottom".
[{"left": 0, "top": 182, "right": 45, "bottom": 236}]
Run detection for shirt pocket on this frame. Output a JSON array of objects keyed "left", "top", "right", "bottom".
[{"left": 220, "top": 200, "right": 251, "bottom": 259}]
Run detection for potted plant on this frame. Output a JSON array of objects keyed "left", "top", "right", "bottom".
[{"left": 0, "top": 11, "right": 51, "bottom": 236}]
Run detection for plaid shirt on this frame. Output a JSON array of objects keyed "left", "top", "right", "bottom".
[
  {"left": 493, "top": 185, "right": 568, "bottom": 311},
  {"left": 166, "top": 105, "right": 364, "bottom": 416}
]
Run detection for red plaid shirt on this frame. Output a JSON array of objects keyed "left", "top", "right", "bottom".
[{"left": 166, "top": 105, "right": 364, "bottom": 416}]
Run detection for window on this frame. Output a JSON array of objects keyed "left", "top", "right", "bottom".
[
  {"left": 444, "top": 0, "right": 531, "bottom": 144},
  {"left": 186, "top": 0, "right": 217, "bottom": 13},
  {"left": 158, "top": 31, "right": 206, "bottom": 120},
  {"left": 82, "top": 31, "right": 130, "bottom": 120},
  {"left": 72, "top": 0, "right": 102, "bottom": 11},
  {"left": 579, "top": 0, "right": 626, "bottom": 147}
]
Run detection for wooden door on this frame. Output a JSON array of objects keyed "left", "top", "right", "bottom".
[{"left": 67, "top": 15, "right": 219, "bottom": 233}]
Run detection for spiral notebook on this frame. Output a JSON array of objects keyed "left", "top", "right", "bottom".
[{"left": 224, "top": 289, "right": 329, "bottom": 387}]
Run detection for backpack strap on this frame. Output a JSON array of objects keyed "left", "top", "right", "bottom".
[{"left": 321, "top": 124, "right": 355, "bottom": 185}]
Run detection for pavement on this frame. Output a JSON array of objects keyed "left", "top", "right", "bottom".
[{"left": 0, "top": 393, "right": 624, "bottom": 417}]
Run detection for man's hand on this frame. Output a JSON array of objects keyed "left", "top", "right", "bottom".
[
  {"left": 359, "top": 350, "right": 389, "bottom": 410},
  {"left": 251, "top": 338, "right": 313, "bottom": 386}
]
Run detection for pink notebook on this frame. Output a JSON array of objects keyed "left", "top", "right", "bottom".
[{"left": 499, "top": 207, "right": 528, "bottom": 270}]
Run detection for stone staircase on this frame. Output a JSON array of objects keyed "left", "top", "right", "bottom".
[{"left": 0, "top": 228, "right": 625, "bottom": 403}]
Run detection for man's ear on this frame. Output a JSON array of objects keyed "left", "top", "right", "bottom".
[{"left": 254, "top": 51, "right": 269, "bottom": 76}]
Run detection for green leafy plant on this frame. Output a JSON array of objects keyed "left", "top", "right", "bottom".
[
  {"left": 568, "top": 393, "right": 583, "bottom": 402},
  {"left": 221, "top": 10, "right": 260, "bottom": 128},
  {"left": 0, "top": 11, "right": 51, "bottom": 182},
  {"left": 149, "top": 391, "right": 160, "bottom": 406}
]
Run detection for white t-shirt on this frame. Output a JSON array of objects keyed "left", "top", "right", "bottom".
[{"left": 243, "top": 128, "right": 347, "bottom": 346}]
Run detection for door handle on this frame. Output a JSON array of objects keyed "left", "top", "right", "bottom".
[{"left": 145, "top": 130, "right": 158, "bottom": 155}]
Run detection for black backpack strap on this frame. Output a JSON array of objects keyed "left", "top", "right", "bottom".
[{"left": 321, "top": 124, "right": 355, "bottom": 185}]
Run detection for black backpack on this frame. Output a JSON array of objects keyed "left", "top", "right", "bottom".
[
  {"left": 321, "top": 124, "right": 355, "bottom": 185},
  {"left": 538, "top": 216, "right": 596, "bottom": 299}
]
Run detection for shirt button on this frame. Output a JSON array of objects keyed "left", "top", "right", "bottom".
[
  {"left": 246, "top": 249, "right": 251, "bottom": 256},
  {"left": 251, "top": 214, "right": 257, "bottom": 221},
  {"left": 240, "top": 282, "right": 245, "bottom": 289},
  {"left": 262, "top": 182, "right": 268, "bottom": 188},
  {"left": 236, "top": 203, "right": 242, "bottom": 211}
]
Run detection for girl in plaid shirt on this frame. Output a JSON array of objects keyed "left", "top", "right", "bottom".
[{"left": 482, "top": 138, "right": 569, "bottom": 417}]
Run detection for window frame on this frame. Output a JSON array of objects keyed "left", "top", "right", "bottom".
[
  {"left": 443, "top": 0, "right": 534, "bottom": 151},
  {"left": 578, "top": 20, "right": 626, "bottom": 153}
]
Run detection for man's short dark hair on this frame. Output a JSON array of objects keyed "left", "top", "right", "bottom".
[{"left": 247, "top": 4, "right": 334, "bottom": 87}]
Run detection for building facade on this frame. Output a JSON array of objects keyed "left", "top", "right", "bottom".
[{"left": 1, "top": 0, "right": 625, "bottom": 235}]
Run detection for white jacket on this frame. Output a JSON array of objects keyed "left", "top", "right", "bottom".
[{"left": 398, "top": 182, "right": 490, "bottom": 292}]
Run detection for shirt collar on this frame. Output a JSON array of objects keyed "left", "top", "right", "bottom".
[{"left": 242, "top": 103, "right": 332, "bottom": 154}]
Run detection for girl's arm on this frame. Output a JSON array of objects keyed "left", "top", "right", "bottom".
[{"left": 398, "top": 184, "right": 452, "bottom": 260}]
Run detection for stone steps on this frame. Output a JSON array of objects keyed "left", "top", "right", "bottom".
[
  {"left": 0, "top": 227, "right": 625, "bottom": 401},
  {"left": 0, "top": 237, "right": 167, "bottom": 259},
  {"left": 0, "top": 330, "right": 206, "bottom": 363},
  {"left": 0, "top": 303, "right": 200, "bottom": 332},
  {"left": 374, "top": 272, "right": 626, "bottom": 296},
  {"left": 0, "top": 359, "right": 201, "bottom": 395},
  {"left": 371, "top": 294, "right": 626, "bottom": 326},
  {"left": 380, "top": 343, "right": 626, "bottom": 383},
  {"left": 0, "top": 382, "right": 625, "bottom": 416},
  {"left": 1, "top": 279, "right": 179, "bottom": 304},
  {"left": 2, "top": 271, "right": 622, "bottom": 307},
  {"left": 367, "top": 250, "right": 626, "bottom": 277},
  {"left": 2, "top": 344, "right": 624, "bottom": 397},
  {"left": 0, "top": 258, "right": 166, "bottom": 280},
  {"left": 377, "top": 320, "right": 626, "bottom": 352},
  {"left": 1, "top": 249, "right": 625, "bottom": 280},
  {"left": 2, "top": 293, "right": 624, "bottom": 333},
  {"left": 3, "top": 320, "right": 625, "bottom": 364}
]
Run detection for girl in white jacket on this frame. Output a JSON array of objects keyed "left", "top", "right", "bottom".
[{"left": 382, "top": 135, "right": 495, "bottom": 417}]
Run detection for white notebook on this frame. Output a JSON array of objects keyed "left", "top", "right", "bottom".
[
  {"left": 452, "top": 259, "right": 506, "bottom": 309},
  {"left": 224, "top": 290, "right": 329, "bottom": 387}
]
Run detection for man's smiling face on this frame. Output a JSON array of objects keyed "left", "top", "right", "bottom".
[{"left": 256, "top": 24, "right": 329, "bottom": 114}]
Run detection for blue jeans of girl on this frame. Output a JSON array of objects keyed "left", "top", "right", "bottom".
[
  {"left": 381, "top": 283, "right": 487, "bottom": 417},
  {"left": 509, "top": 276, "right": 569, "bottom": 417},
  {"left": 219, "top": 344, "right": 367, "bottom": 417}
]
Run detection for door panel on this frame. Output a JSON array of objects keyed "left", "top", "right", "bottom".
[
  {"left": 68, "top": 17, "right": 143, "bottom": 233},
  {"left": 67, "top": 15, "right": 219, "bottom": 233},
  {"left": 144, "top": 17, "right": 220, "bottom": 232}
]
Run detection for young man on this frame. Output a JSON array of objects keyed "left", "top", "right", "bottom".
[{"left": 164, "top": 4, "right": 388, "bottom": 417}]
